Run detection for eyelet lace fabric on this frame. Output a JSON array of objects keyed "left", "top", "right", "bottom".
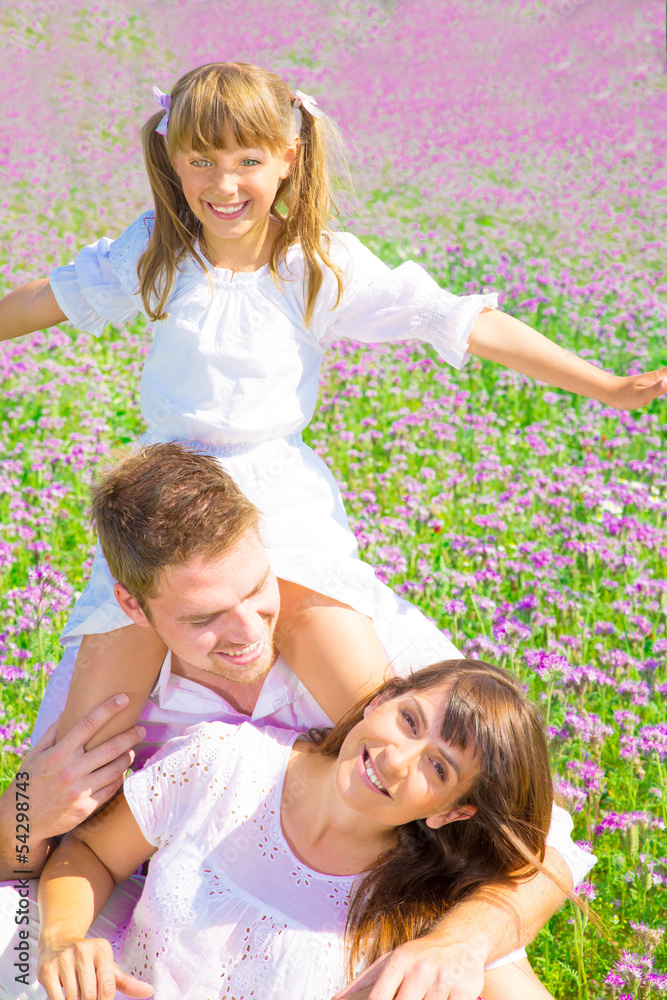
[
  {"left": 120, "top": 722, "right": 354, "bottom": 999},
  {"left": 107, "top": 211, "right": 154, "bottom": 296}
]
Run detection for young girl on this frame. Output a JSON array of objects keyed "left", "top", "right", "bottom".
[
  {"left": 35, "top": 661, "right": 561, "bottom": 1000},
  {"left": 2, "top": 61, "right": 665, "bottom": 744}
]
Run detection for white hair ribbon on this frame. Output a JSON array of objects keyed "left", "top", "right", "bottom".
[
  {"left": 292, "top": 89, "right": 324, "bottom": 119},
  {"left": 153, "top": 86, "right": 171, "bottom": 136}
]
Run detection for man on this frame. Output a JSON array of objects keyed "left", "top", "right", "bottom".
[{"left": 0, "top": 444, "right": 593, "bottom": 1000}]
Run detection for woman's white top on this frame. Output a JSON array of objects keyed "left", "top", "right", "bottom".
[
  {"left": 121, "top": 720, "right": 355, "bottom": 1000},
  {"left": 49, "top": 213, "right": 498, "bottom": 640}
]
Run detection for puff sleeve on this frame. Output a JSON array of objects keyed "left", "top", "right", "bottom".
[
  {"left": 122, "top": 721, "right": 240, "bottom": 849},
  {"left": 49, "top": 211, "right": 154, "bottom": 338},
  {"left": 312, "top": 231, "right": 497, "bottom": 370}
]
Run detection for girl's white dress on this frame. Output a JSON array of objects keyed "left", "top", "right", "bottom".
[
  {"left": 50, "top": 212, "right": 498, "bottom": 655},
  {"left": 119, "top": 720, "right": 355, "bottom": 999}
]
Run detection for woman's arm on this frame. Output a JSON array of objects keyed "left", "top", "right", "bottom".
[
  {"left": 0, "top": 279, "right": 67, "bottom": 341},
  {"left": 38, "top": 793, "right": 155, "bottom": 1000},
  {"left": 468, "top": 308, "right": 667, "bottom": 410},
  {"left": 57, "top": 625, "right": 167, "bottom": 750}
]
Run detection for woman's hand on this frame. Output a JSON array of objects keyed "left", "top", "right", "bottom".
[{"left": 38, "top": 937, "right": 154, "bottom": 1000}]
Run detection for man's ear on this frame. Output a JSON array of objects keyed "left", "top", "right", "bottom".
[
  {"left": 424, "top": 804, "right": 477, "bottom": 830},
  {"left": 113, "top": 583, "right": 151, "bottom": 628}
]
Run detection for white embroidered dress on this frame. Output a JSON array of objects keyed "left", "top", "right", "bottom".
[
  {"left": 120, "top": 720, "right": 355, "bottom": 1000},
  {"left": 50, "top": 212, "right": 497, "bottom": 650}
]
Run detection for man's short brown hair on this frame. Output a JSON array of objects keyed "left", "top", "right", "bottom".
[{"left": 91, "top": 443, "right": 261, "bottom": 607}]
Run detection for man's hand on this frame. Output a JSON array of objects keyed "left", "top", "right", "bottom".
[
  {"left": 603, "top": 366, "right": 667, "bottom": 410},
  {"left": 0, "top": 694, "right": 145, "bottom": 878},
  {"left": 22, "top": 694, "right": 145, "bottom": 840},
  {"left": 39, "top": 936, "right": 153, "bottom": 1000},
  {"left": 333, "top": 934, "right": 487, "bottom": 1000}
]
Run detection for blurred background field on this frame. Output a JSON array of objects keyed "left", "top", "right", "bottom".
[{"left": 0, "top": 1, "right": 665, "bottom": 995}]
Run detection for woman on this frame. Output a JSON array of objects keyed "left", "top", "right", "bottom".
[{"left": 37, "top": 660, "right": 561, "bottom": 1000}]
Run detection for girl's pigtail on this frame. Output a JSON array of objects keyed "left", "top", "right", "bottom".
[
  {"left": 272, "top": 103, "right": 347, "bottom": 328},
  {"left": 137, "top": 114, "right": 209, "bottom": 322}
]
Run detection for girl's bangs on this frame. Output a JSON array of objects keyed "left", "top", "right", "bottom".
[{"left": 169, "top": 78, "right": 289, "bottom": 155}]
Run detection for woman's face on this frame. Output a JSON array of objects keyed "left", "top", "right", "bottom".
[{"left": 335, "top": 684, "right": 480, "bottom": 831}]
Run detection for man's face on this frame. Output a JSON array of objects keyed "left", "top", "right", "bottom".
[{"left": 118, "top": 530, "right": 280, "bottom": 685}]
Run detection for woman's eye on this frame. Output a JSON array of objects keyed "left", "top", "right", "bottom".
[
  {"left": 431, "top": 759, "right": 446, "bottom": 782},
  {"left": 402, "top": 712, "right": 417, "bottom": 733}
]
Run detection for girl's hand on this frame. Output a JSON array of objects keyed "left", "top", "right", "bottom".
[
  {"left": 467, "top": 308, "right": 667, "bottom": 411},
  {"left": 605, "top": 366, "right": 667, "bottom": 410},
  {"left": 38, "top": 937, "right": 153, "bottom": 1000}
]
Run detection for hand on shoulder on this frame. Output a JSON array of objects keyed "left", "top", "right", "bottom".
[{"left": 2, "top": 694, "right": 144, "bottom": 847}]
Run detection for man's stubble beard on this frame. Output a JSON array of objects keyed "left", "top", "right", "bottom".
[
  {"left": 204, "top": 638, "right": 278, "bottom": 685},
  {"left": 149, "top": 615, "right": 279, "bottom": 687}
]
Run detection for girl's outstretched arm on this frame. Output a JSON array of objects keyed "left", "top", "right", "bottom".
[
  {"left": 57, "top": 626, "right": 167, "bottom": 750},
  {"left": 38, "top": 793, "right": 154, "bottom": 1000},
  {"left": 0, "top": 279, "right": 67, "bottom": 341},
  {"left": 468, "top": 307, "right": 667, "bottom": 410},
  {"left": 276, "top": 581, "right": 390, "bottom": 724}
]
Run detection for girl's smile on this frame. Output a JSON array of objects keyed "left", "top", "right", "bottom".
[{"left": 206, "top": 200, "right": 250, "bottom": 220}]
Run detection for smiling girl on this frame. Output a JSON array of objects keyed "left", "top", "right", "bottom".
[{"left": 36, "top": 660, "right": 560, "bottom": 1000}]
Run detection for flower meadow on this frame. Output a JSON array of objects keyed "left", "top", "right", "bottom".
[{"left": 0, "top": 0, "right": 665, "bottom": 996}]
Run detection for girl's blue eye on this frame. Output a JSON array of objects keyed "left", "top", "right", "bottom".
[
  {"left": 191, "top": 159, "right": 212, "bottom": 168},
  {"left": 241, "top": 158, "right": 259, "bottom": 166}
]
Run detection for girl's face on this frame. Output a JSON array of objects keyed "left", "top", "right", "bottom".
[
  {"left": 172, "top": 138, "right": 297, "bottom": 262},
  {"left": 335, "top": 685, "right": 479, "bottom": 832}
]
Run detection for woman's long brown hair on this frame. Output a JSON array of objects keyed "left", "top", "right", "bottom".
[
  {"left": 137, "top": 62, "right": 345, "bottom": 325},
  {"left": 309, "top": 659, "right": 558, "bottom": 976}
]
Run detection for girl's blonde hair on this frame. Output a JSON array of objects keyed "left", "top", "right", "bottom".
[{"left": 137, "top": 62, "right": 345, "bottom": 326}]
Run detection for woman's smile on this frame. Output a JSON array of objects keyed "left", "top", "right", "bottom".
[{"left": 360, "top": 748, "right": 391, "bottom": 796}]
